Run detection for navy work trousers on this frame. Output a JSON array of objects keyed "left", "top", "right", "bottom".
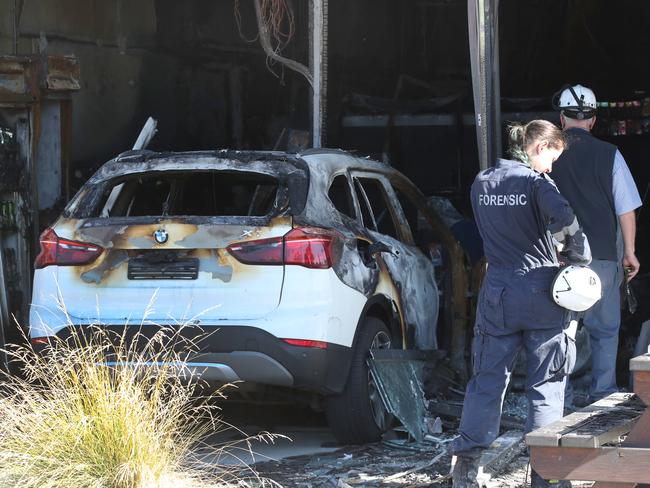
[
  {"left": 583, "top": 259, "right": 622, "bottom": 401},
  {"left": 453, "top": 266, "right": 575, "bottom": 456}
]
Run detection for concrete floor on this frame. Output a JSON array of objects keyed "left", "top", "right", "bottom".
[{"left": 201, "top": 401, "right": 340, "bottom": 466}]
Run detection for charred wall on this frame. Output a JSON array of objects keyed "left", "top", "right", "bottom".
[
  {"left": 0, "top": 0, "right": 649, "bottom": 208},
  {"left": 0, "top": 0, "right": 313, "bottom": 190}
]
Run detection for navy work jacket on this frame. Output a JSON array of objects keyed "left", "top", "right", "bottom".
[
  {"left": 471, "top": 158, "right": 576, "bottom": 274},
  {"left": 471, "top": 158, "right": 579, "bottom": 332}
]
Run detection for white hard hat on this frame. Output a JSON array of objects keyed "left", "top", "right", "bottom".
[
  {"left": 551, "top": 265, "right": 602, "bottom": 312},
  {"left": 556, "top": 84, "right": 597, "bottom": 120}
]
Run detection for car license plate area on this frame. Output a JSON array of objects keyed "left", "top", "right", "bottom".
[{"left": 127, "top": 257, "right": 199, "bottom": 280}]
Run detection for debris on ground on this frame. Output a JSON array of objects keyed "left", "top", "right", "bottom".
[
  {"left": 255, "top": 388, "right": 599, "bottom": 487},
  {"left": 255, "top": 361, "right": 603, "bottom": 487},
  {"left": 254, "top": 430, "right": 546, "bottom": 487},
  {"left": 255, "top": 435, "right": 455, "bottom": 487}
]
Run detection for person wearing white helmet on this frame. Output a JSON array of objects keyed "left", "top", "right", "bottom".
[
  {"left": 551, "top": 83, "right": 642, "bottom": 405},
  {"left": 555, "top": 84, "right": 598, "bottom": 120}
]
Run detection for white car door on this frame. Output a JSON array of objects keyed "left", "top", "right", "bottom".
[{"left": 350, "top": 172, "right": 439, "bottom": 349}]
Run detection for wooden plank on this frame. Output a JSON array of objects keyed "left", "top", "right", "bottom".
[
  {"left": 527, "top": 411, "right": 600, "bottom": 447},
  {"left": 630, "top": 354, "right": 650, "bottom": 372},
  {"left": 530, "top": 446, "right": 650, "bottom": 483},
  {"left": 559, "top": 396, "right": 643, "bottom": 448},
  {"left": 560, "top": 411, "right": 640, "bottom": 448},
  {"left": 582, "top": 392, "right": 637, "bottom": 411},
  {"left": 526, "top": 393, "right": 640, "bottom": 447}
]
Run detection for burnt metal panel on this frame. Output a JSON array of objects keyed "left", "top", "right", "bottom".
[
  {"left": 0, "top": 56, "right": 37, "bottom": 101},
  {"left": 43, "top": 55, "right": 81, "bottom": 92},
  {"left": 0, "top": 54, "right": 80, "bottom": 102},
  {"left": 368, "top": 349, "right": 430, "bottom": 442}
]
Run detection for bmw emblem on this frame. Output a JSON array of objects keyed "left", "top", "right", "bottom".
[{"left": 153, "top": 229, "right": 168, "bottom": 244}]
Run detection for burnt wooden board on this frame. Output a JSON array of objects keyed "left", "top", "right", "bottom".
[
  {"left": 530, "top": 446, "right": 650, "bottom": 483},
  {"left": 526, "top": 393, "right": 642, "bottom": 448},
  {"left": 581, "top": 392, "right": 638, "bottom": 411},
  {"left": 526, "top": 411, "right": 600, "bottom": 447},
  {"left": 560, "top": 409, "right": 641, "bottom": 448}
]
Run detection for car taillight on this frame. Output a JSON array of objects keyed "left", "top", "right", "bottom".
[
  {"left": 282, "top": 338, "right": 328, "bottom": 349},
  {"left": 284, "top": 228, "right": 335, "bottom": 269},
  {"left": 226, "top": 227, "right": 337, "bottom": 269},
  {"left": 226, "top": 236, "right": 284, "bottom": 265},
  {"left": 34, "top": 228, "right": 104, "bottom": 269}
]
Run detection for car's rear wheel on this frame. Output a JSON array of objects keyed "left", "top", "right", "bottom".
[{"left": 325, "top": 317, "right": 393, "bottom": 444}]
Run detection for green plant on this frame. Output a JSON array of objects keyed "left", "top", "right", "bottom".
[{"left": 0, "top": 322, "right": 281, "bottom": 488}]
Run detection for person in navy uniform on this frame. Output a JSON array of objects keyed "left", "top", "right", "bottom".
[
  {"left": 451, "top": 120, "right": 591, "bottom": 488},
  {"left": 552, "top": 84, "right": 642, "bottom": 405}
]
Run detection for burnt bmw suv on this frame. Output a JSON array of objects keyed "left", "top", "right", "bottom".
[{"left": 30, "top": 148, "right": 453, "bottom": 443}]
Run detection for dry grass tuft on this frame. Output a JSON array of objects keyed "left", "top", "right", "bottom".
[{"left": 0, "top": 324, "right": 282, "bottom": 488}]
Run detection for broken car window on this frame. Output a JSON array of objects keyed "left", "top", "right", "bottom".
[
  {"left": 94, "top": 171, "right": 279, "bottom": 217},
  {"left": 394, "top": 187, "right": 439, "bottom": 258},
  {"left": 172, "top": 172, "right": 277, "bottom": 216},
  {"left": 354, "top": 178, "right": 377, "bottom": 232},
  {"left": 100, "top": 183, "right": 125, "bottom": 217},
  {"left": 394, "top": 189, "right": 419, "bottom": 239},
  {"left": 327, "top": 174, "right": 356, "bottom": 220},
  {"left": 128, "top": 178, "right": 172, "bottom": 216},
  {"left": 355, "top": 178, "right": 400, "bottom": 240}
]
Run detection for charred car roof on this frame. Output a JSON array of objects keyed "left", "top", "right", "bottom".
[
  {"left": 65, "top": 148, "right": 419, "bottom": 221},
  {"left": 89, "top": 149, "right": 310, "bottom": 184},
  {"left": 86, "top": 148, "right": 409, "bottom": 188}
]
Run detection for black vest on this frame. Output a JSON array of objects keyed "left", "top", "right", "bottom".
[{"left": 551, "top": 128, "right": 617, "bottom": 261}]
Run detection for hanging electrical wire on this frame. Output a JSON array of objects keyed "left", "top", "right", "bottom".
[
  {"left": 234, "top": 0, "right": 295, "bottom": 53},
  {"left": 234, "top": 0, "right": 312, "bottom": 87}
]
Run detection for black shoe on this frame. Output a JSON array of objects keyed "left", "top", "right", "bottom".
[
  {"left": 530, "top": 469, "right": 571, "bottom": 488},
  {"left": 451, "top": 456, "right": 480, "bottom": 488}
]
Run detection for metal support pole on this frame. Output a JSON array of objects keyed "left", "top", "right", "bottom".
[
  {"left": 468, "top": 0, "right": 501, "bottom": 170},
  {"left": 309, "top": 0, "right": 328, "bottom": 148}
]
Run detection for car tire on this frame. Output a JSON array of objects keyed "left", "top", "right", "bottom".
[{"left": 325, "top": 316, "right": 393, "bottom": 444}]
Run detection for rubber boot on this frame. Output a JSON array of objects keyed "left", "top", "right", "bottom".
[
  {"left": 451, "top": 455, "right": 480, "bottom": 488},
  {"left": 530, "top": 469, "right": 571, "bottom": 488}
]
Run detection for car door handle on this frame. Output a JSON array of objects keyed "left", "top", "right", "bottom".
[{"left": 367, "top": 241, "right": 395, "bottom": 257}]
